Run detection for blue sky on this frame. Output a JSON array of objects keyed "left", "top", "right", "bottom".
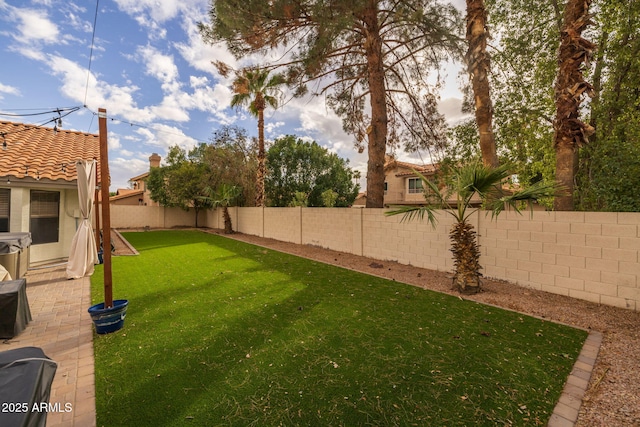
[{"left": 0, "top": 0, "right": 466, "bottom": 190}]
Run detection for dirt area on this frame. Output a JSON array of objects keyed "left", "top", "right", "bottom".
[{"left": 112, "top": 228, "right": 640, "bottom": 427}]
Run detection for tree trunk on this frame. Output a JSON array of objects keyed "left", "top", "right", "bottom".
[
  {"left": 466, "top": 0, "right": 498, "bottom": 168},
  {"left": 553, "top": 0, "right": 594, "bottom": 211},
  {"left": 222, "top": 206, "right": 233, "bottom": 234},
  {"left": 450, "top": 222, "right": 482, "bottom": 294},
  {"left": 363, "top": 3, "right": 388, "bottom": 209},
  {"left": 256, "top": 108, "right": 266, "bottom": 207}
]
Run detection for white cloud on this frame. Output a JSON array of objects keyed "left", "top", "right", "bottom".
[
  {"left": 174, "top": 15, "right": 238, "bottom": 77},
  {"left": 265, "top": 121, "right": 285, "bottom": 136},
  {"left": 438, "top": 97, "right": 467, "bottom": 124},
  {"left": 0, "top": 82, "right": 20, "bottom": 98},
  {"left": 108, "top": 131, "right": 121, "bottom": 150},
  {"left": 138, "top": 45, "right": 180, "bottom": 88},
  {"left": 48, "top": 55, "right": 156, "bottom": 123},
  {"left": 10, "top": 45, "right": 46, "bottom": 61},
  {"left": 150, "top": 97, "right": 190, "bottom": 122},
  {"left": 108, "top": 155, "right": 148, "bottom": 189},
  {"left": 292, "top": 96, "right": 352, "bottom": 148},
  {"left": 14, "top": 8, "right": 59, "bottom": 44},
  {"left": 189, "top": 76, "right": 208, "bottom": 88},
  {"left": 113, "top": 0, "right": 182, "bottom": 23},
  {"left": 135, "top": 124, "right": 197, "bottom": 152}
]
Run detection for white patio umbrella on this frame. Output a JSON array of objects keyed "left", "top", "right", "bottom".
[{"left": 66, "top": 159, "right": 99, "bottom": 279}]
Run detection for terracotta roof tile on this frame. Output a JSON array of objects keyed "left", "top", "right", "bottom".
[
  {"left": 0, "top": 120, "right": 101, "bottom": 183},
  {"left": 384, "top": 157, "right": 438, "bottom": 177},
  {"left": 110, "top": 189, "right": 143, "bottom": 201}
]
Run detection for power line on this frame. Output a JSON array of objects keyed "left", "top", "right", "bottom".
[
  {"left": 0, "top": 107, "right": 82, "bottom": 139},
  {"left": 0, "top": 106, "right": 81, "bottom": 118},
  {"left": 84, "top": 0, "right": 100, "bottom": 107},
  {"left": 85, "top": 108, "right": 210, "bottom": 144}
]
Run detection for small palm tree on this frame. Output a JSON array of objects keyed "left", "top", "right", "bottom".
[
  {"left": 202, "top": 184, "right": 241, "bottom": 234},
  {"left": 230, "top": 67, "right": 284, "bottom": 207},
  {"left": 386, "top": 163, "right": 559, "bottom": 294}
]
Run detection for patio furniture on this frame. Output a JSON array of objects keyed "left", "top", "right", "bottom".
[
  {"left": 0, "top": 232, "right": 32, "bottom": 279},
  {"left": 0, "top": 346, "right": 57, "bottom": 427},
  {"left": 0, "top": 278, "right": 32, "bottom": 339}
]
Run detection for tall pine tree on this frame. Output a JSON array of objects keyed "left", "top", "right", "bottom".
[{"left": 200, "top": 0, "right": 461, "bottom": 207}]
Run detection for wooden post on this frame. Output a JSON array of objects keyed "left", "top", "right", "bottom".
[
  {"left": 98, "top": 108, "right": 113, "bottom": 308},
  {"left": 94, "top": 156, "right": 100, "bottom": 254},
  {"left": 95, "top": 187, "right": 100, "bottom": 253}
]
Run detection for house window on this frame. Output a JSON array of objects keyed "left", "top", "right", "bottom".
[
  {"left": 384, "top": 182, "right": 388, "bottom": 194},
  {"left": 0, "top": 188, "right": 9, "bottom": 232},
  {"left": 408, "top": 178, "right": 423, "bottom": 194},
  {"left": 30, "top": 190, "right": 60, "bottom": 244}
]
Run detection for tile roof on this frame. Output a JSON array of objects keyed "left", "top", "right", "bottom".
[
  {"left": 0, "top": 120, "right": 101, "bottom": 183},
  {"left": 384, "top": 156, "right": 438, "bottom": 177},
  {"left": 110, "top": 189, "right": 143, "bottom": 202}
]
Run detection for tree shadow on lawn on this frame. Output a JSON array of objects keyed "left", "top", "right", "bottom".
[{"left": 94, "top": 231, "right": 588, "bottom": 426}]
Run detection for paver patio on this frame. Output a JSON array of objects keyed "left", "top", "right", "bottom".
[{"left": 1, "top": 265, "right": 96, "bottom": 427}]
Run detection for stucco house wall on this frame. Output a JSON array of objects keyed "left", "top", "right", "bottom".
[{"left": 0, "top": 120, "right": 100, "bottom": 267}]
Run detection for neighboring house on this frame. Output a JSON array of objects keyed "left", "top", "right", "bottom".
[
  {"left": 0, "top": 120, "right": 100, "bottom": 267},
  {"left": 357, "top": 155, "right": 539, "bottom": 210},
  {"left": 110, "top": 153, "right": 161, "bottom": 206},
  {"left": 383, "top": 155, "right": 438, "bottom": 206},
  {"left": 351, "top": 156, "right": 435, "bottom": 207}
]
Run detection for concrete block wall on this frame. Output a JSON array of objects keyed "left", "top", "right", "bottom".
[
  {"left": 476, "top": 211, "right": 640, "bottom": 310},
  {"left": 361, "top": 209, "right": 454, "bottom": 272},
  {"left": 109, "top": 206, "right": 165, "bottom": 228},
  {"left": 264, "top": 207, "right": 302, "bottom": 244},
  {"left": 111, "top": 205, "right": 640, "bottom": 311},
  {"left": 235, "top": 207, "right": 264, "bottom": 237},
  {"left": 302, "top": 208, "right": 357, "bottom": 253},
  {"left": 110, "top": 205, "right": 203, "bottom": 229}
]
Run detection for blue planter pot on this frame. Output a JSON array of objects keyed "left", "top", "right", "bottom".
[{"left": 88, "top": 299, "right": 128, "bottom": 334}]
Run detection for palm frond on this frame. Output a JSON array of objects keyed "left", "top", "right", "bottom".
[
  {"left": 457, "top": 163, "right": 510, "bottom": 197},
  {"left": 489, "top": 181, "right": 562, "bottom": 217},
  {"left": 412, "top": 169, "right": 448, "bottom": 207},
  {"left": 264, "top": 95, "right": 279, "bottom": 109},
  {"left": 230, "top": 93, "right": 250, "bottom": 109},
  {"left": 384, "top": 205, "right": 438, "bottom": 228}
]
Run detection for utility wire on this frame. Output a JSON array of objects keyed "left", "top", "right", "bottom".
[
  {"left": 0, "top": 107, "right": 82, "bottom": 138},
  {"left": 0, "top": 106, "right": 81, "bottom": 118},
  {"left": 85, "top": 108, "right": 209, "bottom": 144},
  {"left": 84, "top": 0, "right": 100, "bottom": 107}
]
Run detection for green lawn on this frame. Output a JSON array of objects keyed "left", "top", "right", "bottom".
[{"left": 91, "top": 230, "right": 587, "bottom": 426}]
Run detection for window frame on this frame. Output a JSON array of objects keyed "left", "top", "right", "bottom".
[
  {"left": 0, "top": 188, "right": 9, "bottom": 232},
  {"left": 407, "top": 178, "right": 424, "bottom": 194},
  {"left": 30, "top": 190, "right": 60, "bottom": 245}
]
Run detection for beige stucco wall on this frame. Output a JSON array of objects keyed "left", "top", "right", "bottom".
[
  {"left": 199, "top": 207, "right": 640, "bottom": 311},
  {"left": 236, "top": 207, "right": 264, "bottom": 237},
  {"left": 383, "top": 166, "right": 428, "bottom": 205},
  {"left": 265, "top": 207, "right": 302, "bottom": 244},
  {"left": 111, "top": 196, "right": 143, "bottom": 206},
  {"left": 108, "top": 205, "right": 205, "bottom": 229},
  {"left": 4, "top": 186, "right": 81, "bottom": 266},
  {"left": 301, "top": 208, "right": 357, "bottom": 253},
  {"left": 384, "top": 167, "right": 406, "bottom": 205},
  {"left": 103, "top": 205, "right": 640, "bottom": 311}
]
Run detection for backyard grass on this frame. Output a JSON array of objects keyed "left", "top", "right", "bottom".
[{"left": 91, "top": 230, "right": 587, "bottom": 426}]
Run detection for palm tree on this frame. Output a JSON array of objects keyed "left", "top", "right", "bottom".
[
  {"left": 553, "top": 0, "right": 595, "bottom": 210},
  {"left": 386, "top": 163, "right": 559, "bottom": 294},
  {"left": 202, "top": 184, "right": 241, "bottom": 234},
  {"left": 230, "top": 68, "right": 284, "bottom": 207},
  {"left": 465, "top": 0, "right": 498, "bottom": 168}
]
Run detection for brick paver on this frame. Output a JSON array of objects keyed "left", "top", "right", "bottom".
[{"left": 1, "top": 265, "right": 96, "bottom": 427}]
